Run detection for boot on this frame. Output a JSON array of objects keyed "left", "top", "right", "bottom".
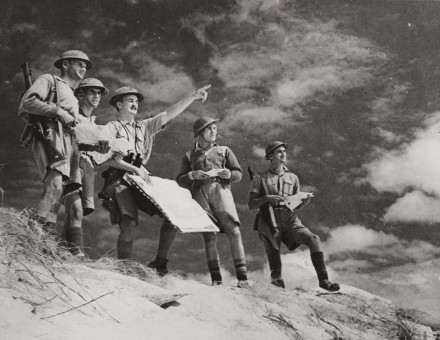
[
  {"left": 208, "top": 259, "right": 222, "bottom": 285},
  {"left": 271, "top": 278, "right": 285, "bottom": 289},
  {"left": 311, "top": 251, "right": 340, "bottom": 292},
  {"left": 147, "top": 257, "right": 169, "bottom": 277}
]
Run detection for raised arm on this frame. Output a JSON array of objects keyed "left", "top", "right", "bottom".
[{"left": 155, "top": 85, "right": 211, "bottom": 127}]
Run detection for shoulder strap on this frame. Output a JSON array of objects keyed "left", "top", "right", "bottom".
[
  {"left": 260, "top": 173, "right": 278, "bottom": 229},
  {"left": 47, "top": 75, "right": 58, "bottom": 105}
]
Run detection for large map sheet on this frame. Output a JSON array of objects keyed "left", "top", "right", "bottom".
[{"left": 124, "top": 174, "right": 219, "bottom": 233}]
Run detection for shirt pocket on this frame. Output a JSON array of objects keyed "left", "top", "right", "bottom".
[{"left": 282, "top": 180, "right": 295, "bottom": 196}]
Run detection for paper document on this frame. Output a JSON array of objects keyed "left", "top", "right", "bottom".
[
  {"left": 283, "top": 192, "right": 314, "bottom": 211},
  {"left": 124, "top": 174, "right": 219, "bottom": 233},
  {"left": 205, "top": 169, "right": 223, "bottom": 177}
]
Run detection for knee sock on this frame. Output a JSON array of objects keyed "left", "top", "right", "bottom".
[
  {"left": 207, "top": 259, "right": 222, "bottom": 283},
  {"left": 311, "top": 251, "right": 328, "bottom": 282},
  {"left": 65, "top": 228, "right": 84, "bottom": 254},
  {"left": 117, "top": 239, "right": 133, "bottom": 260},
  {"left": 233, "top": 258, "right": 248, "bottom": 281},
  {"left": 266, "top": 250, "right": 282, "bottom": 280}
]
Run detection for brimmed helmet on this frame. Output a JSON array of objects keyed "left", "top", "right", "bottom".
[
  {"left": 53, "top": 50, "right": 93, "bottom": 70},
  {"left": 74, "top": 78, "right": 109, "bottom": 96},
  {"left": 265, "top": 141, "right": 287, "bottom": 159},
  {"left": 193, "top": 116, "right": 217, "bottom": 137},
  {"left": 109, "top": 86, "right": 144, "bottom": 106}
]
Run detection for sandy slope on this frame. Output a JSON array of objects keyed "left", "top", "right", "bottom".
[
  {"left": 0, "top": 207, "right": 435, "bottom": 340},
  {"left": 0, "top": 262, "right": 435, "bottom": 340}
]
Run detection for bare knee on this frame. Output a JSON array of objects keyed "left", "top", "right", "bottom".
[{"left": 225, "top": 226, "right": 242, "bottom": 241}]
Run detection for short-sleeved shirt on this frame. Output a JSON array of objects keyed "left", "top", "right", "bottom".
[
  {"left": 250, "top": 166, "right": 299, "bottom": 198},
  {"left": 106, "top": 115, "right": 164, "bottom": 165},
  {"left": 19, "top": 74, "right": 79, "bottom": 132}
]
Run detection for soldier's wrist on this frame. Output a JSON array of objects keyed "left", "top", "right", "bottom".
[{"left": 188, "top": 171, "right": 194, "bottom": 180}]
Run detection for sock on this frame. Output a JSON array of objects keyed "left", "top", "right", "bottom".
[
  {"left": 207, "top": 259, "right": 222, "bottom": 283},
  {"left": 266, "top": 250, "right": 282, "bottom": 280},
  {"left": 117, "top": 239, "right": 133, "bottom": 260},
  {"left": 233, "top": 258, "right": 248, "bottom": 281},
  {"left": 311, "top": 251, "right": 328, "bottom": 282},
  {"left": 65, "top": 228, "right": 84, "bottom": 254}
]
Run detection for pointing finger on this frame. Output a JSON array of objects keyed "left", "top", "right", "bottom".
[{"left": 199, "top": 84, "right": 211, "bottom": 91}]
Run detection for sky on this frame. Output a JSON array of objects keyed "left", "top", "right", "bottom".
[{"left": 0, "top": 0, "right": 439, "bottom": 318}]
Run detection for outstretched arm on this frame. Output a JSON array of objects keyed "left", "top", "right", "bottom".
[{"left": 155, "top": 85, "right": 211, "bottom": 126}]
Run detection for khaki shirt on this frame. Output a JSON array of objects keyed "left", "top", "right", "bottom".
[
  {"left": 19, "top": 74, "right": 79, "bottom": 131},
  {"left": 250, "top": 166, "right": 299, "bottom": 198},
  {"left": 106, "top": 115, "right": 164, "bottom": 165}
]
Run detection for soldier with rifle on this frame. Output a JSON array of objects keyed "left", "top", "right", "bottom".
[
  {"left": 18, "top": 50, "right": 93, "bottom": 235},
  {"left": 61, "top": 78, "right": 111, "bottom": 256},
  {"left": 248, "top": 141, "right": 340, "bottom": 291},
  {"left": 100, "top": 85, "right": 210, "bottom": 260}
]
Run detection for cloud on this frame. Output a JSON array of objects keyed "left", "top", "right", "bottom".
[
  {"left": 364, "top": 112, "right": 440, "bottom": 223},
  {"left": 383, "top": 190, "right": 440, "bottom": 223},
  {"left": 365, "top": 112, "right": 440, "bottom": 196}
]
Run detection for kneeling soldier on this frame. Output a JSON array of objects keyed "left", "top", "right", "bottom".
[
  {"left": 248, "top": 141, "right": 339, "bottom": 291},
  {"left": 149, "top": 117, "right": 249, "bottom": 287}
]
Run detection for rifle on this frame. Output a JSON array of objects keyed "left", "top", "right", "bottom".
[{"left": 19, "top": 62, "right": 67, "bottom": 168}]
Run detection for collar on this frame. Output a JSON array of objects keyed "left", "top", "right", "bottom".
[
  {"left": 269, "top": 165, "right": 289, "bottom": 176},
  {"left": 118, "top": 119, "right": 140, "bottom": 128},
  {"left": 194, "top": 142, "right": 217, "bottom": 152},
  {"left": 79, "top": 108, "right": 97, "bottom": 123}
]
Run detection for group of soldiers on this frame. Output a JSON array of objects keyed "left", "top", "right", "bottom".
[{"left": 18, "top": 50, "right": 339, "bottom": 292}]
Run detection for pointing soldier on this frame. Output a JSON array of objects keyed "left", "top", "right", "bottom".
[
  {"left": 102, "top": 85, "right": 211, "bottom": 261},
  {"left": 19, "top": 50, "right": 92, "bottom": 234},
  {"left": 149, "top": 117, "right": 249, "bottom": 287},
  {"left": 248, "top": 141, "right": 340, "bottom": 291}
]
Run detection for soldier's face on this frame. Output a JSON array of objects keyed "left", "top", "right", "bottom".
[
  {"left": 117, "top": 95, "right": 139, "bottom": 115},
  {"left": 200, "top": 123, "right": 217, "bottom": 143},
  {"left": 79, "top": 88, "right": 102, "bottom": 109},
  {"left": 270, "top": 146, "right": 287, "bottom": 164},
  {"left": 67, "top": 59, "right": 87, "bottom": 80}
]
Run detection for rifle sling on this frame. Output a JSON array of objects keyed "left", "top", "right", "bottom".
[{"left": 261, "top": 177, "right": 278, "bottom": 230}]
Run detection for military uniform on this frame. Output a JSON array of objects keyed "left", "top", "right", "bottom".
[
  {"left": 19, "top": 74, "right": 81, "bottom": 224},
  {"left": 104, "top": 116, "right": 164, "bottom": 225},
  {"left": 250, "top": 166, "right": 315, "bottom": 252},
  {"left": 177, "top": 143, "right": 242, "bottom": 229}
]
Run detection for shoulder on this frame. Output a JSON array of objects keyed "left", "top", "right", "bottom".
[
  {"left": 33, "top": 74, "right": 54, "bottom": 85},
  {"left": 286, "top": 171, "right": 299, "bottom": 181}
]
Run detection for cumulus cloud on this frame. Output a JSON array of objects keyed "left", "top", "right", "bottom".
[
  {"left": 383, "top": 190, "right": 440, "bottom": 223},
  {"left": 364, "top": 112, "right": 440, "bottom": 223}
]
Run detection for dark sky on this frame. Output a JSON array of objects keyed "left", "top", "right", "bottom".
[{"left": 1, "top": 0, "right": 439, "bottom": 318}]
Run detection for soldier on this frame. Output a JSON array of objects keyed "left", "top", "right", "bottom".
[
  {"left": 102, "top": 85, "right": 210, "bottom": 261},
  {"left": 149, "top": 117, "right": 249, "bottom": 288},
  {"left": 19, "top": 50, "right": 92, "bottom": 234},
  {"left": 62, "top": 78, "right": 110, "bottom": 256},
  {"left": 248, "top": 141, "right": 340, "bottom": 291}
]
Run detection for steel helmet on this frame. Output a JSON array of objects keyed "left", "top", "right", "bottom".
[
  {"left": 53, "top": 50, "right": 93, "bottom": 70},
  {"left": 193, "top": 116, "right": 217, "bottom": 137},
  {"left": 265, "top": 141, "right": 288, "bottom": 159},
  {"left": 109, "top": 86, "right": 144, "bottom": 106},
  {"left": 74, "top": 78, "right": 109, "bottom": 96}
]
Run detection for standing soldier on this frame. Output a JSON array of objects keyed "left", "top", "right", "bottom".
[
  {"left": 248, "top": 141, "right": 340, "bottom": 291},
  {"left": 149, "top": 117, "right": 249, "bottom": 288},
  {"left": 62, "top": 78, "right": 110, "bottom": 256},
  {"left": 19, "top": 50, "right": 92, "bottom": 234},
  {"left": 102, "top": 85, "right": 210, "bottom": 261}
]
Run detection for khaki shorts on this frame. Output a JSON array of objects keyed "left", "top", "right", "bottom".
[
  {"left": 32, "top": 127, "right": 81, "bottom": 188},
  {"left": 192, "top": 182, "right": 240, "bottom": 232}
]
